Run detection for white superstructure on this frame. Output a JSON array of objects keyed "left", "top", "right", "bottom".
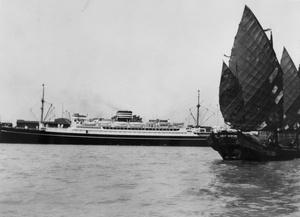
[{"left": 44, "top": 113, "right": 211, "bottom": 138}]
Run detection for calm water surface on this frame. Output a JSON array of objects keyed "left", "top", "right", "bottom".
[{"left": 0, "top": 144, "right": 300, "bottom": 217}]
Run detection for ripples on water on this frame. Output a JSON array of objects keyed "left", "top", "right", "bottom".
[{"left": 0, "top": 144, "right": 299, "bottom": 217}]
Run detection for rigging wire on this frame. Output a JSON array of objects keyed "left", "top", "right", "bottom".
[
  {"left": 43, "top": 102, "right": 56, "bottom": 121},
  {"left": 30, "top": 108, "right": 39, "bottom": 121},
  {"left": 8, "top": 89, "right": 42, "bottom": 121},
  {"left": 168, "top": 100, "right": 205, "bottom": 119},
  {"left": 43, "top": 103, "right": 53, "bottom": 121},
  {"left": 183, "top": 104, "right": 215, "bottom": 126}
]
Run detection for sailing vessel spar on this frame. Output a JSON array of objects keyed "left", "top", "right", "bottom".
[{"left": 207, "top": 5, "right": 300, "bottom": 161}]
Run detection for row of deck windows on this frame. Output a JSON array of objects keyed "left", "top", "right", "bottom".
[
  {"left": 76, "top": 126, "right": 180, "bottom": 131},
  {"left": 73, "top": 129, "right": 187, "bottom": 134}
]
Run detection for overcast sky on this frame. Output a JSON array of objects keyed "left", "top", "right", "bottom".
[{"left": 1, "top": 0, "right": 300, "bottom": 126}]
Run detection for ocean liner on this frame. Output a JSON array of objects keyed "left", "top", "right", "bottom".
[
  {"left": 1, "top": 87, "right": 211, "bottom": 146},
  {"left": 207, "top": 5, "right": 300, "bottom": 160}
]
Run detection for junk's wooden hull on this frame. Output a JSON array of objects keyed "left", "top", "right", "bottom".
[{"left": 208, "top": 131, "right": 300, "bottom": 161}]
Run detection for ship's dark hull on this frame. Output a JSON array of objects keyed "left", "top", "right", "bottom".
[
  {"left": 0, "top": 127, "right": 209, "bottom": 147},
  {"left": 207, "top": 131, "right": 300, "bottom": 161}
]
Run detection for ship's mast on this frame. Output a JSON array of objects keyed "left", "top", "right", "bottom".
[
  {"left": 41, "top": 84, "right": 45, "bottom": 122},
  {"left": 196, "top": 90, "right": 200, "bottom": 127}
]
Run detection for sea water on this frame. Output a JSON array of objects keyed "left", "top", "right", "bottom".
[{"left": 0, "top": 144, "right": 299, "bottom": 217}]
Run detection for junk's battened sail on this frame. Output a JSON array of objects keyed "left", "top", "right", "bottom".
[
  {"left": 221, "top": 5, "right": 283, "bottom": 131},
  {"left": 281, "top": 47, "right": 300, "bottom": 129},
  {"left": 219, "top": 62, "right": 244, "bottom": 126}
]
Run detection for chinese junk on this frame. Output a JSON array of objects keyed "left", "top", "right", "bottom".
[{"left": 207, "top": 5, "right": 300, "bottom": 161}]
